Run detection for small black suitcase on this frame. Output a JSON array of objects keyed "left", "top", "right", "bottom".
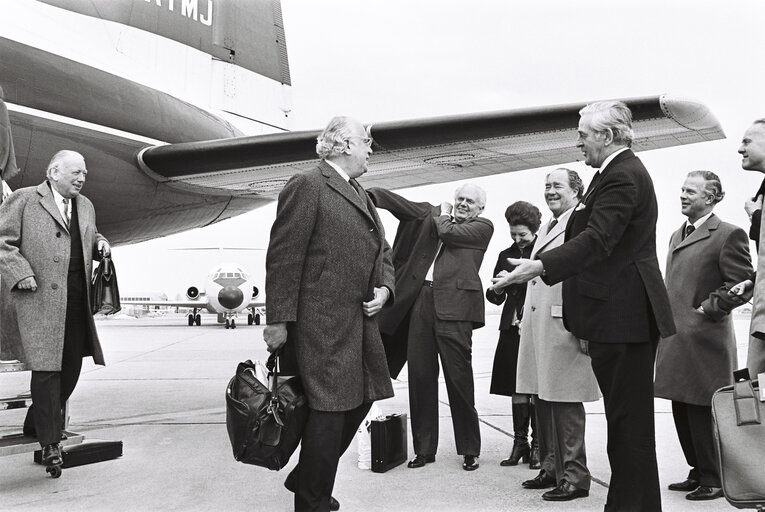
[
  {"left": 34, "top": 440, "right": 123, "bottom": 468},
  {"left": 370, "top": 413, "right": 407, "bottom": 473}
]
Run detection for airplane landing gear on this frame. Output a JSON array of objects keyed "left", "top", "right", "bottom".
[
  {"left": 188, "top": 311, "right": 201, "bottom": 326},
  {"left": 195, "top": 314, "right": 201, "bottom": 326},
  {"left": 247, "top": 313, "right": 253, "bottom": 325},
  {"left": 254, "top": 313, "right": 260, "bottom": 325},
  {"left": 188, "top": 314, "right": 194, "bottom": 326}
]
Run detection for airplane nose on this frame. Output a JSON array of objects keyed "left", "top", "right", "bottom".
[{"left": 218, "top": 286, "right": 244, "bottom": 310}]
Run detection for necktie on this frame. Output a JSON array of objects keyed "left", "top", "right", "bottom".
[
  {"left": 581, "top": 171, "right": 601, "bottom": 205},
  {"left": 547, "top": 218, "right": 558, "bottom": 234},
  {"left": 61, "top": 198, "right": 70, "bottom": 228},
  {"left": 349, "top": 179, "right": 369, "bottom": 214},
  {"left": 684, "top": 224, "right": 695, "bottom": 240}
]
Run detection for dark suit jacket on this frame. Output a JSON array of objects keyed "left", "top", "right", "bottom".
[
  {"left": 368, "top": 187, "right": 493, "bottom": 376},
  {"left": 538, "top": 149, "right": 676, "bottom": 343},
  {"left": 265, "top": 162, "right": 395, "bottom": 412},
  {"left": 486, "top": 241, "right": 534, "bottom": 331},
  {"left": 655, "top": 214, "right": 751, "bottom": 405}
]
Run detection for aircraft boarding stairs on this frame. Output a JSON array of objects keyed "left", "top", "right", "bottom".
[
  {"left": 0, "top": 360, "right": 123, "bottom": 475},
  {"left": 0, "top": 360, "right": 85, "bottom": 458}
]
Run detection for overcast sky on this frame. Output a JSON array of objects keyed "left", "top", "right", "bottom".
[{"left": 114, "top": 0, "right": 765, "bottom": 296}]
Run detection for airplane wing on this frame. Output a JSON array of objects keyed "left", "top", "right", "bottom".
[
  {"left": 247, "top": 300, "right": 265, "bottom": 308},
  {"left": 136, "top": 94, "right": 724, "bottom": 198}
]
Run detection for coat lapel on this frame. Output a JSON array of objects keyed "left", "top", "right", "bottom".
[
  {"left": 320, "top": 161, "right": 373, "bottom": 220},
  {"left": 531, "top": 208, "right": 572, "bottom": 258},
  {"left": 673, "top": 214, "right": 718, "bottom": 252},
  {"left": 37, "top": 182, "right": 69, "bottom": 232}
]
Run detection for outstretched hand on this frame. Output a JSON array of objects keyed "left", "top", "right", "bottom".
[{"left": 489, "top": 258, "right": 544, "bottom": 291}]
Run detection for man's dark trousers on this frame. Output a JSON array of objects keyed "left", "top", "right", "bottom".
[
  {"left": 294, "top": 403, "right": 371, "bottom": 512},
  {"left": 407, "top": 284, "right": 480, "bottom": 456},
  {"left": 588, "top": 340, "right": 661, "bottom": 511},
  {"left": 535, "top": 397, "right": 590, "bottom": 490},
  {"left": 672, "top": 401, "right": 719, "bottom": 487}
]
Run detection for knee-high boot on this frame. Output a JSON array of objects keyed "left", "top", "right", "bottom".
[
  {"left": 529, "top": 402, "right": 540, "bottom": 469},
  {"left": 500, "top": 402, "right": 530, "bottom": 466}
]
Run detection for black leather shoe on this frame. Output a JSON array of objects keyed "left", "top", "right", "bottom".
[
  {"left": 41, "top": 443, "right": 62, "bottom": 467},
  {"left": 462, "top": 455, "right": 479, "bottom": 471},
  {"left": 686, "top": 486, "right": 723, "bottom": 501},
  {"left": 542, "top": 480, "right": 589, "bottom": 501},
  {"left": 407, "top": 454, "right": 435, "bottom": 468},
  {"left": 283, "top": 473, "right": 340, "bottom": 510},
  {"left": 668, "top": 478, "right": 700, "bottom": 491},
  {"left": 522, "top": 471, "right": 557, "bottom": 489}
]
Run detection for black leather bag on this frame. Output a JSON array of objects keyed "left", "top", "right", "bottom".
[
  {"left": 371, "top": 413, "right": 408, "bottom": 473},
  {"left": 91, "top": 256, "right": 121, "bottom": 315},
  {"left": 225, "top": 354, "right": 308, "bottom": 471},
  {"left": 711, "top": 370, "right": 765, "bottom": 509}
]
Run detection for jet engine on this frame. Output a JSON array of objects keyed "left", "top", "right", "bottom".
[{"left": 186, "top": 286, "right": 200, "bottom": 300}]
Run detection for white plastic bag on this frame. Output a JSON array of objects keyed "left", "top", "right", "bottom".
[{"left": 356, "top": 402, "right": 382, "bottom": 469}]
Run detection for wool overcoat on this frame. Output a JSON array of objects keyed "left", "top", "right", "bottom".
[
  {"left": 515, "top": 210, "right": 600, "bottom": 402},
  {"left": 0, "top": 182, "right": 106, "bottom": 370},
  {"left": 654, "top": 215, "right": 752, "bottom": 405},
  {"left": 265, "top": 162, "right": 395, "bottom": 412}
]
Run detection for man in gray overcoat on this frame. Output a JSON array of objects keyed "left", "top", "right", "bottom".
[
  {"left": 0, "top": 150, "right": 110, "bottom": 471},
  {"left": 263, "top": 116, "right": 394, "bottom": 512},
  {"left": 515, "top": 168, "right": 600, "bottom": 501},
  {"left": 655, "top": 171, "right": 751, "bottom": 501}
]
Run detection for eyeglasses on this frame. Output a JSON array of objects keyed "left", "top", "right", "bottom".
[{"left": 347, "top": 136, "right": 374, "bottom": 147}]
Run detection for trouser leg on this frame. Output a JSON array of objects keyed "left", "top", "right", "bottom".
[
  {"left": 551, "top": 400, "right": 590, "bottom": 490},
  {"left": 686, "top": 403, "right": 719, "bottom": 487},
  {"left": 589, "top": 341, "right": 661, "bottom": 512},
  {"left": 671, "top": 401, "right": 699, "bottom": 481},
  {"left": 294, "top": 403, "right": 371, "bottom": 512},
  {"left": 534, "top": 397, "right": 556, "bottom": 477},
  {"left": 435, "top": 318, "right": 480, "bottom": 456},
  {"left": 407, "top": 286, "right": 439, "bottom": 455},
  {"left": 30, "top": 371, "right": 61, "bottom": 447}
]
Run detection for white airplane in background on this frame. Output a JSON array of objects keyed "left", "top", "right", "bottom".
[{"left": 121, "top": 262, "right": 264, "bottom": 329}]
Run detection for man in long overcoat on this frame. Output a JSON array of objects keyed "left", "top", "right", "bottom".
[
  {"left": 264, "top": 116, "right": 394, "bottom": 512},
  {"left": 516, "top": 168, "right": 600, "bottom": 501},
  {"left": 655, "top": 171, "right": 751, "bottom": 501},
  {"left": 0, "top": 150, "right": 109, "bottom": 468}
]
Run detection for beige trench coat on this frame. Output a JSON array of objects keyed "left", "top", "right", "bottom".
[{"left": 515, "top": 209, "right": 600, "bottom": 402}]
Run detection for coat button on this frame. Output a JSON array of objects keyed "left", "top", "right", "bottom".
[
  {"left": 56, "top": 232, "right": 62, "bottom": 238},
  {"left": 51, "top": 283, "right": 58, "bottom": 290},
  {"left": 53, "top": 256, "right": 60, "bottom": 262},
  {"left": 531, "top": 306, "right": 536, "bottom": 312},
  {"left": 532, "top": 280, "right": 536, "bottom": 285}
]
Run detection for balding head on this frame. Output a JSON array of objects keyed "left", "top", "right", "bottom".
[
  {"left": 47, "top": 150, "right": 87, "bottom": 198},
  {"left": 453, "top": 183, "right": 486, "bottom": 222}
]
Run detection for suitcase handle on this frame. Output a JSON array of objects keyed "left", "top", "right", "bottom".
[{"left": 733, "top": 378, "right": 761, "bottom": 426}]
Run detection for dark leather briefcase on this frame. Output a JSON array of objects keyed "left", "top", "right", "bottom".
[
  {"left": 370, "top": 413, "right": 407, "bottom": 473},
  {"left": 711, "top": 370, "right": 765, "bottom": 509}
]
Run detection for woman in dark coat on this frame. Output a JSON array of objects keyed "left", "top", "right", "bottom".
[{"left": 486, "top": 201, "right": 541, "bottom": 468}]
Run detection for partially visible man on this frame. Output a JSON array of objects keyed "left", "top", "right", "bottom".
[
  {"left": 515, "top": 168, "right": 600, "bottom": 502},
  {"left": 734, "top": 120, "right": 765, "bottom": 377},
  {"left": 655, "top": 171, "right": 751, "bottom": 501},
  {"left": 0, "top": 150, "right": 110, "bottom": 473},
  {"left": 491, "top": 101, "right": 675, "bottom": 511},
  {"left": 264, "top": 116, "right": 394, "bottom": 512},
  {"left": 368, "top": 183, "right": 493, "bottom": 472},
  {"left": 0, "top": 86, "right": 20, "bottom": 204}
]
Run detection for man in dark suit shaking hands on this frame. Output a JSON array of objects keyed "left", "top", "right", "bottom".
[
  {"left": 491, "top": 101, "right": 675, "bottom": 511},
  {"left": 264, "top": 116, "right": 394, "bottom": 512}
]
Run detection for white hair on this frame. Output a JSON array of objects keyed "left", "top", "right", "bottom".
[{"left": 316, "top": 117, "right": 359, "bottom": 159}]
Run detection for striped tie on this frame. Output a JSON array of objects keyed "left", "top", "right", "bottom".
[{"left": 62, "top": 198, "right": 70, "bottom": 228}]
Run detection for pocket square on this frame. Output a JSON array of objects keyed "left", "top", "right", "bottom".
[{"left": 575, "top": 202, "right": 586, "bottom": 211}]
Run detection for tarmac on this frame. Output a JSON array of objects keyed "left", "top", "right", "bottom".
[{"left": 0, "top": 312, "right": 746, "bottom": 512}]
